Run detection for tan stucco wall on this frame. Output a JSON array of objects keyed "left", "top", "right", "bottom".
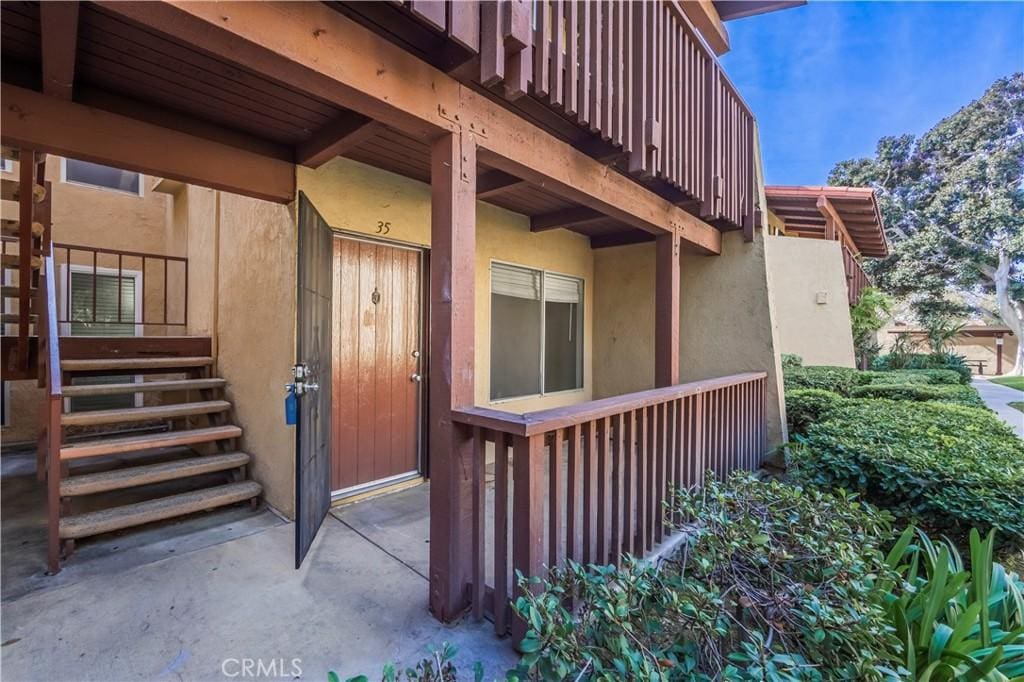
[
  {"left": 879, "top": 328, "right": 1019, "bottom": 376},
  {"left": 680, "top": 230, "right": 788, "bottom": 448},
  {"left": 2, "top": 156, "right": 180, "bottom": 444},
  {"left": 298, "top": 157, "right": 595, "bottom": 413},
  {"left": 592, "top": 243, "right": 655, "bottom": 398},
  {"left": 764, "top": 235, "right": 856, "bottom": 368}
]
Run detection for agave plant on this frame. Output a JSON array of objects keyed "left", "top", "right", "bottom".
[{"left": 884, "top": 527, "right": 1024, "bottom": 680}]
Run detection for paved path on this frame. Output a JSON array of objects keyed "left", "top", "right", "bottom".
[{"left": 973, "top": 377, "right": 1024, "bottom": 437}]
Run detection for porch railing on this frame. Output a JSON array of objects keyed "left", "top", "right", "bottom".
[
  {"left": 393, "top": 0, "right": 757, "bottom": 231},
  {"left": 452, "top": 371, "right": 767, "bottom": 636},
  {"left": 843, "top": 245, "right": 870, "bottom": 306},
  {"left": 35, "top": 253, "right": 63, "bottom": 574},
  {"left": 52, "top": 242, "right": 188, "bottom": 331}
]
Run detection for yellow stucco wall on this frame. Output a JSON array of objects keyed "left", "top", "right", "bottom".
[
  {"left": 763, "top": 235, "right": 856, "bottom": 368},
  {"left": 680, "top": 230, "right": 789, "bottom": 448},
  {"left": 2, "top": 156, "right": 181, "bottom": 444},
  {"left": 592, "top": 243, "right": 655, "bottom": 398},
  {"left": 298, "top": 157, "right": 595, "bottom": 413}
]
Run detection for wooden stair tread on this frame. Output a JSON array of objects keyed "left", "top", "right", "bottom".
[
  {"left": 0, "top": 178, "right": 45, "bottom": 203},
  {"left": 62, "top": 356, "right": 214, "bottom": 371},
  {"left": 61, "top": 399, "right": 231, "bottom": 427},
  {"left": 1, "top": 313, "right": 36, "bottom": 323},
  {"left": 60, "top": 425, "right": 241, "bottom": 460},
  {"left": 59, "top": 481, "right": 262, "bottom": 539},
  {"left": 1, "top": 219, "right": 44, "bottom": 237},
  {"left": 1, "top": 253, "right": 41, "bottom": 269},
  {"left": 61, "top": 452, "right": 251, "bottom": 496},
  {"left": 1, "top": 284, "right": 32, "bottom": 298},
  {"left": 62, "top": 378, "right": 226, "bottom": 398}
]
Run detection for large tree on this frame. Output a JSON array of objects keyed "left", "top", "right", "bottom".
[{"left": 829, "top": 74, "right": 1024, "bottom": 374}]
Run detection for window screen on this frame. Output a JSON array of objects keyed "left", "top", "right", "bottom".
[
  {"left": 490, "top": 263, "right": 584, "bottom": 400},
  {"left": 68, "top": 272, "right": 138, "bottom": 412},
  {"left": 65, "top": 159, "right": 141, "bottom": 195}
]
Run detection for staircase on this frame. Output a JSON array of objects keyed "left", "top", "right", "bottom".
[
  {"left": 45, "top": 339, "right": 263, "bottom": 569},
  {"left": 0, "top": 146, "right": 262, "bottom": 573}
]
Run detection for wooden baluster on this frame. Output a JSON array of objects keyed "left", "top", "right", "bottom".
[
  {"left": 551, "top": 0, "right": 564, "bottom": 108},
  {"left": 471, "top": 427, "right": 487, "bottom": 621},
  {"left": 595, "top": 416, "right": 608, "bottom": 564},
  {"left": 566, "top": 423, "right": 582, "bottom": 563},
  {"left": 511, "top": 433, "right": 546, "bottom": 643},
  {"left": 609, "top": 412, "right": 623, "bottom": 564},
  {"left": 637, "top": 405, "right": 649, "bottom": 552},
  {"left": 565, "top": 0, "right": 578, "bottom": 117},
  {"left": 582, "top": 419, "right": 597, "bottom": 563},
  {"left": 622, "top": 409, "right": 635, "bottom": 556},
  {"left": 494, "top": 432, "right": 511, "bottom": 635},
  {"left": 645, "top": 403, "right": 656, "bottom": 548},
  {"left": 549, "top": 428, "right": 564, "bottom": 569},
  {"left": 695, "top": 391, "right": 705, "bottom": 487},
  {"left": 654, "top": 402, "right": 666, "bottom": 543}
]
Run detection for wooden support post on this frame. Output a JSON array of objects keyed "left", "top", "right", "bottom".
[
  {"left": 428, "top": 131, "right": 476, "bottom": 622},
  {"left": 655, "top": 232, "right": 680, "bottom": 387},
  {"left": 996, "top": 334, "right": 1004, "bottom": 376}
]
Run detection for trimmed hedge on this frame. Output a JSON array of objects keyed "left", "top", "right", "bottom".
[
  {"left": 860, "top": 368, "right": 963, "bottom": 386},
  {"left": 871, "top": 352, "right": 972, "bottom": 384},
  {"left": 785, "top": 388, "right": 846, "bottom": 436},
  {"left": 849, "top": 382, "right": 987, "bottom": 408},
  {"left": 790, "top": 399, "right": 1024, "bottom": 542},
  {"left": 783, "top": 365, "right": 861, "bottom": 396}
]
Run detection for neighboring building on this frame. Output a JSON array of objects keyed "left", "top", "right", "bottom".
[
  {"left": 1, "top": 0, "right": 804, "bottom": 632},
  {"left": 763, "top": 186, "right": 888, "bottom": 367},
  {"left": 880, "top": 324, "right": 1018, "bottom": 376}
]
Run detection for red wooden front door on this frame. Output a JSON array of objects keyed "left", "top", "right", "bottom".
[{"left": 331, "top": 236, "right": 423, "bottom": 493}]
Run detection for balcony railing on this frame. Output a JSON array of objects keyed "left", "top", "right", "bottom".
[
  {"left": 390, "top": 0, "right": 757, "bottom": 231},
  {"left": 843, "top": 245, "right": 870, "bottom": 305},
  {"left": 452, "top": 371, "right": 767, "bottom": 636}
]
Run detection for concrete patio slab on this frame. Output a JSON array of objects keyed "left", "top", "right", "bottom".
[
  {"left": 973, "top": 377, "right": 1024, "bottom": 437},
  {"left": 1, "top": 514, "right": 517, "bottom": 681}
]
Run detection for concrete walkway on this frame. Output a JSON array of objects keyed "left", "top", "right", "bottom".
[
  {"left": 1, "top": 488, "right": 517, "bottom": 682},
  {"left": 973, "top": 377, "right": 1024, "bottom": 437}
]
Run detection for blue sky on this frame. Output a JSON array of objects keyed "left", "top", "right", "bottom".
[{"left": 721, "top": 1, "right": 1024, "bottom": 185}]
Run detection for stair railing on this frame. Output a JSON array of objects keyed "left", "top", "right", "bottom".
[{"left": 36, "top": 253, "right": 63, "bottom": 574}]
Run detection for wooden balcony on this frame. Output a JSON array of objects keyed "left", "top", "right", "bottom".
[
  {"left": 338, "top": 1, "right": 759, "bottom": 234},
  {"left": 452, "top": 371, "right": 768, "bottom": 637},
  {"left": 843, "top": 245, "right": 870, "bottom": 306}
]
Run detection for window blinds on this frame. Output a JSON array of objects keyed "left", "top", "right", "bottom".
[{"left": 491, "top": 263, "right": 541, "bottom": 300}]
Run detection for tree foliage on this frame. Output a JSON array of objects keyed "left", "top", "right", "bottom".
[{"left": 829, "top": 74, "right": 1024, "bottom": 373}]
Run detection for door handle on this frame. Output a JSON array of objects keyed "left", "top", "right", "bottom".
[{"left": 410, "top": 373, "right": 422, "bottom": 383}]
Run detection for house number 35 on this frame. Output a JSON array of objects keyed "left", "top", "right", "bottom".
[{"left": 376, "top": 221, "right": 391, "bottom": 235}]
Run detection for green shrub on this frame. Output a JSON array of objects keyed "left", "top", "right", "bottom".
[
  {"left": 858, "top": 371, "right": 933, "bottom": 385},
  {"left": 781, "top": 353, "right": 803, "bottom": 370},
  {"left": 849, "top": 382, "right": 986, "bottom": 408},
  {"left": 790, "top": 400, "right": 1024, "bottom": 543},
  {"left": 511, "top": 474, "right": 899, "bottom": 681},
  {"left": 871, "top": 352, "right": 972, "bottom": 384},
  {"left": 785, "top": 388, "right": 846, "bottom": 436},
  {"left": 882, "top": 527, "right": 1024, "bottom": 679},
  {"left": 783, "top": 365, "right": 862, "bottom": 396}
]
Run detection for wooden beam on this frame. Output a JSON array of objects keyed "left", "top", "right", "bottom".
[
  {"left": 40, "top": 1, "right": 80, "bottom": 100},
  {"left": 295, "top": 113, "right": 380, "bottom": 168},
  {"left": 428, "top": 131, "right": 476, "bottom": 622},
  {"left": 590, "top": 231, "right": 655, "bottom": 249},
  {"left": 817, "top": 195, "right": 857, "bottom": 254},
  {"left": 476, "top": 169, "right": 528, "bottom": 199},
  {"left": 1, "top": 84, "right": 295, "bottom": 204},
  {"left": 655, "top": 232, "right": 680, "bottom": 387},
  {"left": 673, "top": 0, "right": 729, "bottom": 55},
  {"left": 96, "top": 2, "right": 720, "bottom": 255},
  {"left": 531, "top": 206, "right": 607, "bottom": 232}
]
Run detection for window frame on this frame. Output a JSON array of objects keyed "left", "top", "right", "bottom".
[
  {"left": 488, "top": 259, "right": 585, "bottom": 404},
  {"left": 60, "top": 157, "right": 144, "bottom": 197},
  {"left": 0, "top": 158, "right": 12, "bottom": 173},
  {"left": 60, "top": 264, "right": 145, "bottom": 409}
]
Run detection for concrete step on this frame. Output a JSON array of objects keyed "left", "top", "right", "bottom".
[
  {"left": 61, "top": 356, "right": 214, "bottom": 372},
  {"left": 62, "top": 378, "right": 226, "bottom": 398},
  {"left": 62, "top": 399, "right": 231, "bottom": 427},
  {"left": 59, "top": 481, "right": 262, "bottom": 539},
  {"left": 60, "top": 425, "right": 242, "bottom": 460},
  {"left": 60, "top": 452, "right": 251, "bottom": 496}
]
